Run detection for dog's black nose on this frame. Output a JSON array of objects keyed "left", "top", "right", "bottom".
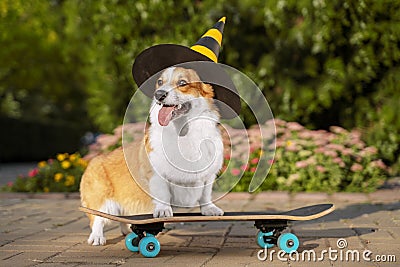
[{"left": 155, "top": 90, "right": 168, "bottom": 102}]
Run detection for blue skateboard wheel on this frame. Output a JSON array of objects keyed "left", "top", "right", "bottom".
[
  {"left": 125, "top": 232, "right": 139, "bottom": 252},
  {"left": 139, "top": 235, "right": 160, "bottom": 258},
  {"left": 278, "top": 233, "right": 299, "bottom": 253},
  {"left": 256, "top": 230, "right": 275, "bottom": 249}
]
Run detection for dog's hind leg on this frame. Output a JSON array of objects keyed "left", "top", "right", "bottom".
[
  {"left": 88, "top": 215, "right": 108, "bottom": 246},
  {"left": 88, "top": 200, "right": 124, "bottom": 245}
]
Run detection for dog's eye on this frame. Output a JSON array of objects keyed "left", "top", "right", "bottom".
[
  {"left": 177, "top": 79, "right": 187, "bottom": 87},
  {"left": 157, "top": 79, "right": 163, "bottom": 86}
]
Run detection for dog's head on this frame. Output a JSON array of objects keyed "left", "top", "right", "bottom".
[{"left": 153, "top": 67, "right": 216, "bottom": 128}]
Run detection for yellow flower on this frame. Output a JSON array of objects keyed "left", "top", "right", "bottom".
[
  {"left": 54, "top": 173, "right": 63, "bottom": 182},
  {"left": 78, "top": 158, "right": 88, "bottom": 168},
  {"left": 61, "top": 160, "right": 71, "bottom": 169},
  {"left": 286, "top": 140, "right": 292, "bottom": 147},
  {"left": 69, "top": 154, "right": 77, "bottom": 162},
  {"left": 38, "top": 161, "right": 47, "bottom": 168},
  {"left": 44, "top": 187, "right": 50, "bottom": 193},
  {"left": 57, "top": 153, "right": 67, "bottom": 161},
  {"left": 64, "top": 175, "right": 75, "bottom": 186},
  {"left": 259, "top": 150, "right": 264, "bottom": 157}
]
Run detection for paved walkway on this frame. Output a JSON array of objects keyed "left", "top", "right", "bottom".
[{"left": 0, "top": 190, "right": 399, "bottom": 267}]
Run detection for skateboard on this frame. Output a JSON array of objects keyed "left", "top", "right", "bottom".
[{"left": 80, "top": 203, "right": 334, "bottom": 258}]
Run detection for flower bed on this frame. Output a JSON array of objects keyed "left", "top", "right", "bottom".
[
  {"left": 224, "top": 120, "right": 388, "bottom": 193},
  {"left": 2, "top": 153, "right": 87, "bottom": 193},
  {"left": 2, "top": 120, "right": 389, "bottom": 193}
]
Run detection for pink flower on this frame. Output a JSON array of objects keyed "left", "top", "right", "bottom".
[
  {"left": 360, "top": 146, "right": 378, "bottom": 157},
  {"left": 316, "top": 165, "right": 326, "bottom": 173},
  {"left": 341, "top": 148, "right": 353, "bottom": 156},
  {"left": 287, "top": 122, "right": 304, "bottom": 131},
  {"left": 231, "top": 168, "right": 241, "bottom": 176},
  {"left": 323, "top": 150, "right": 338, "bottom": 157},
  {"left": 296, "top": 160, "right": 309, "bottom": 168},
  {"left": 326, "top": 144, "right": 345, "bottom": 151},
  {"left": 350, "top": 163, "right": 363, "bottom": 172},
  {"left": 224, "top": 154, "right": 231, "bottom": 160},
  {"left": 268, "top": 159, "right": 275, "bottom": 165},
  {"left": 348, "top": 138, "right": 365, "bottom": 148},
  {"left": 274, "top": 119, "right": 287, "bottom": 127},
  {"left": 333, "top": 157, "right": 345, "bottom": 167},
  {"left": 314, "top": 147, "right": 325, "bottom": 154},
  {"left": 295, "top": 156, "right": 316, "bottom": 169},
  {"left": 7, "top": 181, "right": 13, "bottom": 187},
  {"left": 240, "top": 164, "right": 249, "bottom": 171},
  {"left": 370, "top": 160, "right": 387, "bottom": 170},
  {"left": 250, "top": 167, "right": 257, "bottom": 173},
  {"left": 307, "top": 157, "right": 317, "bottom": 165},
  {"left": 314, "top": 139, "right": 328, "bottom": 146},
  {"left": 275, "top": 140, "right": 285, "bottom": 148},
  {"left": 298, "top": 131, "right": 313, "bottom": 139},
  {"left": 286, "top": 142, "right": 300, "bottom": 152},
  {"left": 329, "top": 126, "right": 348, "bottom": 134},
  {"left": 251, "top": 158, "right": 259, "bottom": 164},
  {"left": 28, "top": 168, "right": 39, "bottom": 178}
]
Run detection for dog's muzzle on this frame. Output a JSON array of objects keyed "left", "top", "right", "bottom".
[{"left": 155, "top": 90, "right": 168, "bottom": 102}]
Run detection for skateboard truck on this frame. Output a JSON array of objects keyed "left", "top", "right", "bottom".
[
  {"left": 130, "top": 222, "right": 164, "bottom": 236},
  {"left": 254, "top": 219, "right": 291, "bottom": 248}
]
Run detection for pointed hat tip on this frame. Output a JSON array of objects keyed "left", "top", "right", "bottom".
[{"left": 219, "top": 16, "right": 226, "bottom": 23}]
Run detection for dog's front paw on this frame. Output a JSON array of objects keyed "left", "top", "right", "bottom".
[
  {"left": 153, "top": 204, "right": 173, "bottom": 218},
  {"left": 88, "top": 233, "right": 106, "bottom": 246},
  {"left": 201, "top": 204, "right": 224, "bottom": 216}
]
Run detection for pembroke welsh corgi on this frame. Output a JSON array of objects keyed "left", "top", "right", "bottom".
[{"left": 80, "top": 67, "right": 224, "bottom": 245}]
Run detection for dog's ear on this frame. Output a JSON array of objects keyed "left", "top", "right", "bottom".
[{"left": 200, "top": 83, "right": 214, "bottom": 98}]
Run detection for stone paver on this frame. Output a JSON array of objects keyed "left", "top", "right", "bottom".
[{"left": 0, "top": 190, "right": 399, "bottom": 266}]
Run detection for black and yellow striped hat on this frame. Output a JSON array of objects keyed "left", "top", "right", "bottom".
[
  {"left": 132, "top": 17, "right": 240, "bottom": 119},
  {"left": 190, "top": 16, "right": 226, "bottom": 63}
]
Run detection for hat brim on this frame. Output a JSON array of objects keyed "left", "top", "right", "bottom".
[{"left": 132, "top": 44, "right": 241, "bottom": 119}]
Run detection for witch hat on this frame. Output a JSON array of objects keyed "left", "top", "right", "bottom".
[{"left": 132, "top": 17, "right": 241, "bottom": 119}]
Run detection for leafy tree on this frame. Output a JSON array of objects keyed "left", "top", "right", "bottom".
[
  {"left": 0, "top": 0, "right": 88, "bottom": 127},
  {"left": 1, "top": 0, "right": 399, "bottom": 172}
]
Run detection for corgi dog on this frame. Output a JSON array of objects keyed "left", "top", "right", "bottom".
[{"left": 80, "top": 66, "right": 224, "bottom": 246}]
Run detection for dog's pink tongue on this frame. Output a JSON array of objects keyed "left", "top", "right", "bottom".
[{"left": 158, "top": 106, "right": 174, "bottom": 126}]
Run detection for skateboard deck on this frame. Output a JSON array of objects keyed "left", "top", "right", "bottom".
[
  {"left": 79, "top": 203, "right": 334, "bottom": 224},
  {"left": 80, "top": 204, "right": 334, "bottom": 258}
]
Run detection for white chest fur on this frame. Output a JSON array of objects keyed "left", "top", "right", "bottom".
[
  {"left": 149, "top": 114, "right": 223, "bottom": 185},
  {"left": 147, "top": 99, "right": 223, "bottom": 208}
]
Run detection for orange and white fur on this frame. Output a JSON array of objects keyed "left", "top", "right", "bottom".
[{"left": 80, "top": 67, "right": 224, "bottom": 246}]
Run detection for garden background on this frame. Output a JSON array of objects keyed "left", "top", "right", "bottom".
[{"left": 0, "top": 0, "right": 399, "bottom": 192}]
